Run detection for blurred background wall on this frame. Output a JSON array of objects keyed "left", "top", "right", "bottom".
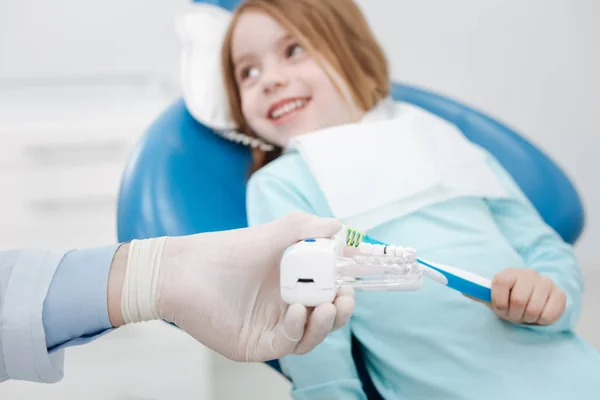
[{"left": 0, "top": 0, "right": 598, "bottom": 399}]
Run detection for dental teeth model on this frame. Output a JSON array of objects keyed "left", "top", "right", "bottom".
[
  {"left": 279, "top": 232, "right": 423, "bottom": 306},
  {"left": 280, "top": 227, "right": 492, "bottom": 306}
]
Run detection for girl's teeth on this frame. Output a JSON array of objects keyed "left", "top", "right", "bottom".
[{"left": 271, "top": 99, "right": 306, "bottom": 119}]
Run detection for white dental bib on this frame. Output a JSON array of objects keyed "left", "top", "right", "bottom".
[{"left": 287, "top": 98, "right": 511, "bottom": 230}]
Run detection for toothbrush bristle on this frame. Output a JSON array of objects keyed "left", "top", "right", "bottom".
[{"left": 346, "top": 227, "right": 366, "bottom": 247}]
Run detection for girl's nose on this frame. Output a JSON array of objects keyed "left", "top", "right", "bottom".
[{"left": 262, "top": 68, "right": 289, "bottom": 95}]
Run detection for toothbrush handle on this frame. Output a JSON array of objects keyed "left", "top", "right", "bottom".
[
  {"left": 363, "top": 235, "right": 492, "bottom": 302},
  {"left": 417, "top": 259, "right": 492, "bottom": 303}
]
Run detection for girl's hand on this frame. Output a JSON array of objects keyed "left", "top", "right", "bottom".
[
  {"left": 491, "top": 268, "right": 567, "bottom": 325},
  {"left": 470, "top": 268, "right": 567, "bottom": 326}
]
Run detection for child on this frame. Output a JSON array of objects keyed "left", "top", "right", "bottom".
[{"left": 219, "top": 0, "right": 600, "bottom": 398}]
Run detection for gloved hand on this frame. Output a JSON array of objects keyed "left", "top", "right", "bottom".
[{"left": 110, "top": 212, "right": 355, "bottom": 362}]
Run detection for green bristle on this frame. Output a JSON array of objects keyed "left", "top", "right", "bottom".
[{"left": 345, "top": 227, "right": 366, "bottom": 247}]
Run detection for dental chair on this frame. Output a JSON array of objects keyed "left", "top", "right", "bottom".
[{"left": 116, "top": 1, "right": 585, "bottom": 398}]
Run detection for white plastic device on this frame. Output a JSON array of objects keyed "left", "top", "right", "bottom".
[{"left": 280, "top": 229, "right": 423, "bottom": 306}]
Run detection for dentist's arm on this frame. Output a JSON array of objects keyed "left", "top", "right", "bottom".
[
  {"left": 43, "top": 245, "right": 123, "bottom": 350},
  {"left": 1, "top": 212, "right": 354, "bottom": 384},
  {"left": 1, "top": 244, "right": 138, "bottom": 384},
  {"left": 1, "top": 246, "right": 119, "bottom": 384}
]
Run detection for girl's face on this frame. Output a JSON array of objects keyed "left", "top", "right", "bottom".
[{"left": 230, "top": 10, "right": 364, "bottom": 147}]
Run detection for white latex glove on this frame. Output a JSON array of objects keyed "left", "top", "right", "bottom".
[{"left": 113, "top": 212, "right": 355, "bottom": 362}]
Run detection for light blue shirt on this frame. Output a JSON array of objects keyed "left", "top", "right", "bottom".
[
  {"left": 0, "top": 245, "right": 118, "bottom": 383},
  {"left": 246, "top": 150, "right": 600, "bottom": 400},
  {"left": 42, "top": 245, "right": 119, "bottom": 350}
]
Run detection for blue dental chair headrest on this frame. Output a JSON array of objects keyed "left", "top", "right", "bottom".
[{"left": 117, "top": 0, "right": 585, "bottom": 397}]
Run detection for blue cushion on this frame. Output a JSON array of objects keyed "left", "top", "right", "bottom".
[
  {"left": 117, "top": 99, "right": 251, "bottom": 239},
  {"left": 116, "top": 82, "right": 585, "bottom": 397},
  {"left": 390, "top": 84, "right": 585, "bottom": 244},
  {"left": 117, "top": 82, "right": 584, "bottom": 243}
]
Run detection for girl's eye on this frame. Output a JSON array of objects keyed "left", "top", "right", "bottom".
[
  {"left": 240, "top": 66, "right": 260, "bottom": 81},
  {"left": 286, "top": 43, "right": 304, "bottom": 58}
]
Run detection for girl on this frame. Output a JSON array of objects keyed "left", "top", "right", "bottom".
[{"left": 219, "top": 0, "right": 600, "bottom": 399}]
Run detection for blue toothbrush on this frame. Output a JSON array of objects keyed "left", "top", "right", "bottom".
[{"left": 346, "top": 228, "right": 492, "bottom": 302}]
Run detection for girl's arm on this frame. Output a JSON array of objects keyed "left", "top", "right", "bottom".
[
  {"left": 484, "top": 157, "right": 583, "bottom": 333},
  {"left": 247, "top": 170, "right": 368, "bottom": 399}
]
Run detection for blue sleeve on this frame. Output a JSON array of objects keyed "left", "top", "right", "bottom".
[
  {"left": 42, "top": 244, "right": 120, "bottom": 351},
  {"left": 485, "top": 157, "right": 583, "bottom": 333},
  {"left": 247, "top": 170, "right": 366, "bottom": 399}
]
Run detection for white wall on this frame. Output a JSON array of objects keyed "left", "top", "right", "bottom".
[
  {"left": 0, "top": 0, "right": 186, "bottom": 85},
  {"left": 0, "top": 2, "right": 214, "bottom": 399}
]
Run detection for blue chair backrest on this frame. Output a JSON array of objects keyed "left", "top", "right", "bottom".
[
  {"left": 116, "top": 82, "right": 585, "bottom": 398},
  {"left": 117, "top": 82, "right": 584, "bottom": 243}
]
